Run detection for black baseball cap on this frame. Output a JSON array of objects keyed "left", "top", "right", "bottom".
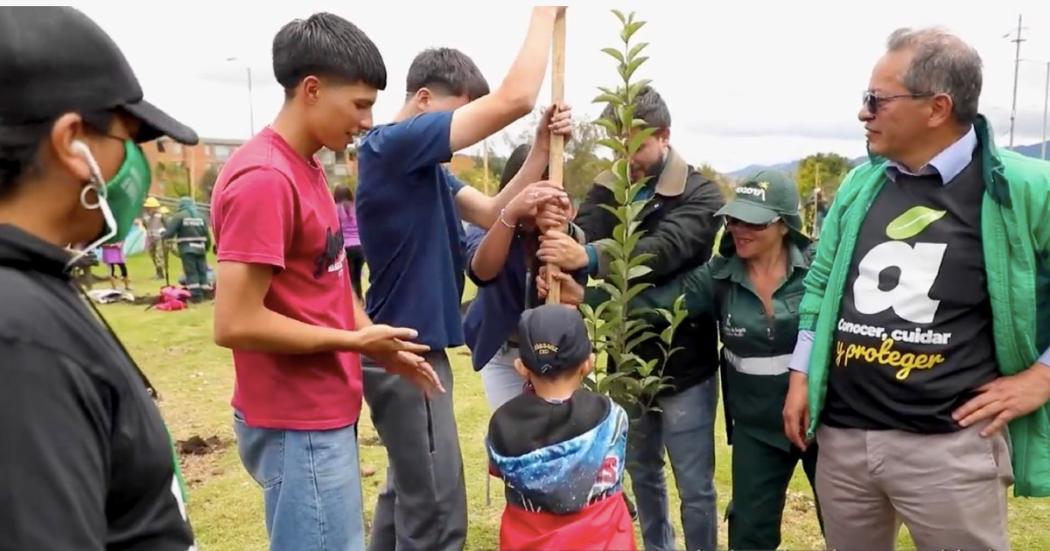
[
  {"left": 0, "top": 7, "right": 197, "bottom": 145},
  {"left": 518, "top": 305, "right": 592, "bottom": 377}
]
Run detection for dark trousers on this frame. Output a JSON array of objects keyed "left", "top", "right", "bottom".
[
  {"left": 346, "top": 246, "right": 365, "bottom": 299},
  {"left": 728, "top": 428, "right": 821, "bottom": 550},
  {"left": 363, "top": 351, "right": 467, "bottom": 551},
  {"left": 181, "top": 252, "right": 208, "bottom": 300}
]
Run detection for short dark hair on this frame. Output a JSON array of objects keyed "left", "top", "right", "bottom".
[
  {"left": 0, "top": 110, "right": 114, "bottom": 198},
  {"left": 273, "top": 13, "right": 387, "bottom": 100},
  {"left": 333, "top": 183, "right": 353, "bottom": 203},
  {"left": 500, "top": 144, "right": 549, "bottom": 191},
  {"left": 406, "top": 48, "right": 489, "bottom": 101},
  {"left": 600, "top": 85, "right": 671, "bottom": 130}
]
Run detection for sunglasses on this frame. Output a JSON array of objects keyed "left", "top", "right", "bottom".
[
  {"left": 862, "top": 90, "right": 934, "bottom": 114},
  {"left": 725, "top": 216, "right": 779, "bottom": 231}
]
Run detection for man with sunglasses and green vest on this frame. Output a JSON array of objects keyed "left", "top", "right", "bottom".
[
  {"left": 782, "top": 27, "right": 1050, "bottom": 550},
  {"left": 0, "top": 7, "right": 197, "bottom": 549}
]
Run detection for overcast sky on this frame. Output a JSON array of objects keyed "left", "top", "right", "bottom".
[{"left": 64, "top": 0, "right": 1050, "bottom": 172}]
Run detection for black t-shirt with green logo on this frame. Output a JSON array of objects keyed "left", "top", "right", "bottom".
[{"left": 823, "top": 156, "right": 999, "bottom": 433}]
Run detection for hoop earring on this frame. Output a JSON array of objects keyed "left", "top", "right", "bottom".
[{"left": 80, "top": 183, "right": 102, "bottom": 210}]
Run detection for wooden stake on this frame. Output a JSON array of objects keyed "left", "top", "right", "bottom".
[{"left": 545, "top": 8, "right": 567, "bottom": 305}]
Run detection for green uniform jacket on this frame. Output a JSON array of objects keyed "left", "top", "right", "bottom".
[
  {"left": 636, "top": 242, "right": 811, "bottom": 451},
  {"left": 800, "top": 115, "right": 1050, "bottom": 497},
  {"left": 164, "top": 209, "right": 211, "bottom": 257}
]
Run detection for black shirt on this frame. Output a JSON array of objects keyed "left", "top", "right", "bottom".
[
  {"left": 0, "top": 225, "right": 195, "bottom": 550},
  {"left": 824, "top": 155, "right": 999, "bottom": 433},
  {"left": 488, "top": 389, "right": 609, "bottom": 458}
]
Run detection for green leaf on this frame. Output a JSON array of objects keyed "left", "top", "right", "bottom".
[
  {"left": 592, "top": 93, "right": 624, "bottom": 106},
  {"left": 621, "top": 20, "right": 646, "bottom": 43},
  {"left": 626, "top": 42, "right": 649, "bottom": 62},
  {"left": 594, "top": 118, "right": 620, "bottom": 136},
  {"left": 885, "top": 206, "right": 947, "bottom": 240},
  {"left": 660, "top": 325, "right": 676, "bottom": 345},
  {"left": 598, "top": 138, "right": 627, "bottom": 156},
  {"left": 612, "top": 9, "right": 627, "bottom": 24},
  {"left": 598, "top": 203, "right": 622, "bottom": 220},
  {"left": 601, "top": 47, "right": 625, "bottom": 64},
  {"left": 623, "top": 282, "right": 652, "bottom": 305},
  {"left": 628, "top": 265, "right": 653, "bottom": 280},
  {"left": 624, "top": 56, "right": 649, "bottom": 82},
  {"left": 627, "top": 127, "right": 658, "bottom": 156},
  {"left": 626, "top": 331, "right": 659, "bottom": 353},
  {"left": 627, "top": 79, "right": 653, "bottom": 102},
  {"left": 621, "top": 376, "right": 644, "bottom": 396},
  {"left": 598, "top": 281, "right": 622, "bottom": 301}
]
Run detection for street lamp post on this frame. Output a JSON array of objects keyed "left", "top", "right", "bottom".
[{"left": 227, "top": 57, "right": 255, "bottom": 136}]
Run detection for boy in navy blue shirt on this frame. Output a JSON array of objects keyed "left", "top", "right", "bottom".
[{"left": 356, "top": 7, "right": 570, "bottom": 550}]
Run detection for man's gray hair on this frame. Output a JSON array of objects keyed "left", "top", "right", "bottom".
[{"left": 887, "top": 28, "right": 983, "bottom": 124}]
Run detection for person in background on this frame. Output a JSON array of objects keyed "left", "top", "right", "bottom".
[
  {"left": 487, "top": 305, "right": 636, "bottom": 551},
  {"left": 101, "top": 240, "right": 130, "bottom": 291},
  {"left": 143, "top": 195, "right": 166, "bottom": 279},
  {"left": 549, "top": 171, "right": 823, "bottom": 550},
  {"left": 0, "top": 6, "right": 198, "bottom": 548},
  {"left": 165, "top": 196, "right": 211, "bottom": 303},
  {"left": 783, "top": 27, "right": 1050, "bottom": 550},
  {"left": 462, "top": 143, "right": 582, "bottom": 410},
  {"left": 334, "top": 184, "right": 365, "bottom": 299}
]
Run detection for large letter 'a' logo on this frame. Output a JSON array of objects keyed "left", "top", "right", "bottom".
[{"left": 852, "top": 206, "right": 947, "bottom": 324}]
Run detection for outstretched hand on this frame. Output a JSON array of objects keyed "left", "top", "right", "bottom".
[{"left": 372, "top": 350, "right": 446, "bottom": 396}]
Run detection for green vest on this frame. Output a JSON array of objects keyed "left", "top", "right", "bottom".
[{"left": 799, "top": 115, "right": 1050, "bottom": 497}]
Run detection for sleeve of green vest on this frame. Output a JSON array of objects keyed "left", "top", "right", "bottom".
[{"left": 629, "top": 263, "right": 715, "bottom": 318}]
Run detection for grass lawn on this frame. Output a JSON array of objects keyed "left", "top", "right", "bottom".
[{"left": 94, "top": 252, "right": 1050, "bottom": 550}]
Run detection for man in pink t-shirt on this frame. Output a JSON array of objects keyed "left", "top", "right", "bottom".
[{"left": 210, "top": 13, "right": 441, "bottom": 551}]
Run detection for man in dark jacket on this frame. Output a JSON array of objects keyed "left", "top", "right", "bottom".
[{"left": 538, "top": 86, "right": 725, "bottom": 551}]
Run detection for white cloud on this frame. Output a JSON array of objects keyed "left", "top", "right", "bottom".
[{"left": 66, "top": 0, "right": 1050, "bottom": 171}]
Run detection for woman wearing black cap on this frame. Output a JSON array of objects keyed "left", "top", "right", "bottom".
[
  {"left": 0, "top": 7, "right": 198, "bottom": 549},
  {"left": 545, "top": 170, "right": 823, "bottom": 551}
]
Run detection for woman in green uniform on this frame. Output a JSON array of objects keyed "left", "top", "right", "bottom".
[{"left": 549, "top": 170, "right": 822, "bottom": 550}]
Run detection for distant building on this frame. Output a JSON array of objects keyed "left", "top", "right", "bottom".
[{"left": 143, "top": 137, "right": 358, "bottom": 198}]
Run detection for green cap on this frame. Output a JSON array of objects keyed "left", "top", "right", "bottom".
[
  {"left": 716, "top": 170, "right": 801, "bottom": 225},
  {"left": 717, "top": 170, "right": 811, "bottom": 256}
]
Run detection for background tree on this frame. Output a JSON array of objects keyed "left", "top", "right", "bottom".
[{"left": 795, "top": 152, "right": 850, "bottom": 234}]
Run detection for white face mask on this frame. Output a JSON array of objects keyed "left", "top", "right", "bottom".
[{"left": 66, "top": 140, "right": 118, "bottom": 271}]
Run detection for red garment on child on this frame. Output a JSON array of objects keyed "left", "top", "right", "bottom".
[{"left": 499, "top": 492, "right": 636, "bottom": 551}]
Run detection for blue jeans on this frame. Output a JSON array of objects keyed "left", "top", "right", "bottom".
[
  {"left": 627, "top": 375, "right": 718, "bottom": 551},
  {"left": 234, "top": 411, "right": 365, "bottom": 551}
]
